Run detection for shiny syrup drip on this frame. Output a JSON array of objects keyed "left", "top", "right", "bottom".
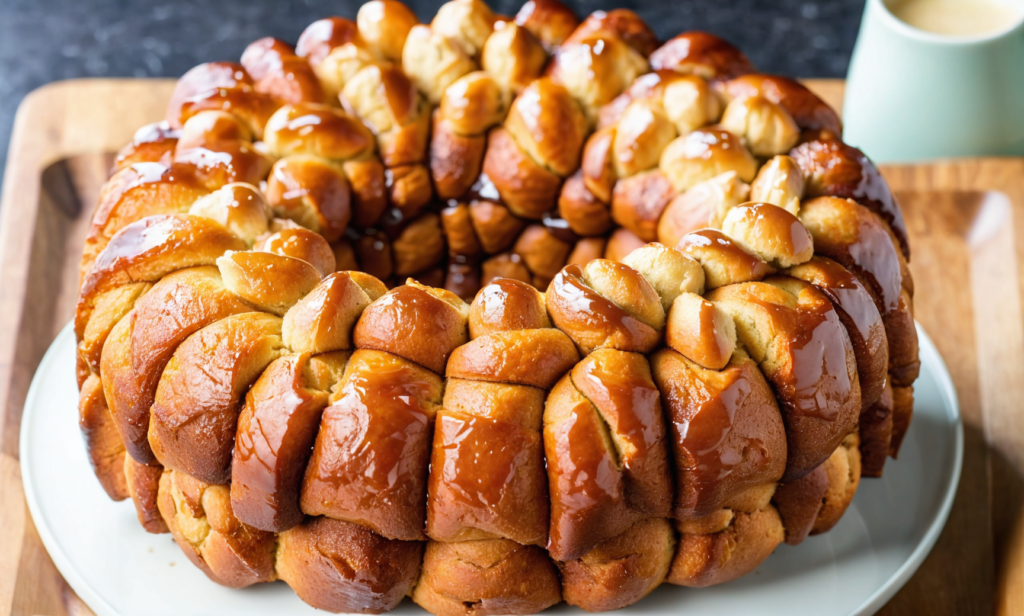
[
  {"left": 436, "top": 414, "right": 533, "bottom": 509},
  {"left": 847, "top": 215, "right": 902, "bottom": 313},
  {"left": 745, "top": 287, "right": 851, "bottom": 421},
  {"left": 473, "top": 278, "right": 543, "bottom": 334},
  {"left": 309, "top": 355, "right": 437, "bottom": 512},
  {"left": 550, "top": 397, "right": 622, "bottom": 547},
  {"left": 549, "top": 264, "right": 649, "bottom": 343},
  {"left": 673, "top": 364, "right": 758, "bottom": 504},
  {"left": 799, "top": 258, "right": 880, "bottom": 345},
  {"left": 574, "top": 352, "right": 661, "bottom": 467}
]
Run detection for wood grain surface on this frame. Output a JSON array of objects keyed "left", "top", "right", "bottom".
[{"left": 0, "top": 78, "right": 1019, "bottom": 616}]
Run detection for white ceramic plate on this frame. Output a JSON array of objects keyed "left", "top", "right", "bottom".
[{"left": 22, "top": 322, "right": 962, "bottom": 616}]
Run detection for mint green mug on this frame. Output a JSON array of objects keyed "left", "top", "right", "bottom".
[{"left": 843, "top": 0, "right": 1024, "bottom": 162}]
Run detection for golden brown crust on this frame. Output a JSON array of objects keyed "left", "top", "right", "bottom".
[
  {"left": 560, "top": 170, "right": 612, "bottom": 237},
  {"left": 467, "top": 278, "right": 550, "bottom": 338},
  {"left": 559, "top": 518, "right": 675, "bottom": 611},
  {"left": 546, "top": 261, "right": 663, "bottom": 355},
  {"left": 358, "top": 0, "right": 420, "bottom": 62},
  {"left": 611, "top": 170, "right": 677, "bottom": 242},
  {"left": 649, "top": 32, "right": 755, "bottom": 80},
  {"left": 101, "top": 267, "right": 252, "bottom": 465},
  {"left": 413, "top": 539, "right": 561, "bottom": 616},
  {"left": 241, "top": 37, "right": 326, "bottom": 105},
  {"left": 353, "top": 282, "right": 470, "bottom": 374},
  {"left": 604, "top": 227, "right": 646, "bottom": 262},
  {"left": 301, "top": 349, "right": 443, "bottom": 540},
  {"left": 707, "top": 278, "right": 861, "bottom": 481},
  {"left": 657, "top": 172, "right": 750, "bottom": 249},
  {"left": 545, "top": 349, "right": 672, "bottom": 561},
  {"left": 514, "top": 0, "right": 579, "bottom": 53},
  {"left": 157, "top": 470, "right": 277, "bottom": 589},
  {"left": 276, "top": 516, "right": 424, "bottom": 614},
  {"left": 651, "top": 349, "right": 786, "bottom": 520},
  {"left": 266, "top": 156, "right": 351, "bottom": 242},
  {"left": 482, "top": 127, "right": 563, "bottom": 220},
  {"left": 165, "top": 62, "right": 281, "bottom": 137},
  {"left": 392, "top": 212, "right": 447, "bottom": 276},
  {"left": 124, "top": 456, "right": 168, "bottom": 533},
  {"left": 231, "top": 353, "right": 341, "bottom": 532},
  {"left": 148, "top": 313, "right": 285, "bottom": 484},
  {"left": 668, "top": 506, "right": 784, "bottom": 587},
  {"left": 79, "top": 375, "right": 129, "bottom": 501},
  {"left": 720, "top": 74, "right": 842, "bottom": 139}
]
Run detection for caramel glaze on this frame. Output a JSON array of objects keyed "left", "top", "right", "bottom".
[
  {"left": 266, "top": 103, "right": 376, "bottom": 162},
  {"left": 295, "top": 16, "right": 361, "bottom": 67},
  {"left": 571, "top": 349, "right": 672, "bottom": 512},
  {"left": 468, "top": 278, "right": 550, "bottom": 338},
  {"left": 649, "top": 32, "right": 755, "bottom": 81},
  {"left": 147, "top": 312, "right": 285, "bottom": 485},
  {"left": 649, "top": 349, "right": 787, "bottom": 520},
  {"left": 301, "top": 349, "right": 443, "bottom": 541},
  {"left": 545, "top": 349, "right": 672, "bottom": 561},
  {"left": 798, "top": 197, "right": 902, "bottom": 315},
  {"left": 352, "top": 283, "right": 469, "bottom": 375},
  {"left": 76, "top": 215, "right": 246, "bottom": 371},
  {"left": 786, "top": 256, "right": 889, "bottom": 410},
  {"left": 103, "top": 267, "right": 253, "bottom": 465},
  {"left": 265, "top": 157, "right": 352, "bottom": 243},
  {"left": 231, "top": 353, "right": 339, "bottom": 532},
  {"left": 791, "top": 139, "right": 909, "bottom": 259},
  {"left": 546, "top": 263, "right": 660, "bottom": 354},
  {"left": 256, "top": 227, "right": 338, "bottom": 277},
  {"left": 677, "top": 228, "right": 772, "bottom": 289},
  {"left": 447, "top": 329, "right": 580, "bottom": 390},
  {"left": 427, "top": 278, "right": 571, "bottom": 548},
  {"left": 545, "top": 375, "right": 628, "bottom": 561},
  {"left": 427, "top": 410, "right": 548, "bottom": 545},
  {"left": 707, "top": 279, "right": 860, "bottom": 481},
  {"left": 81, "top": 162, "right": 210, "bottom": 280}
]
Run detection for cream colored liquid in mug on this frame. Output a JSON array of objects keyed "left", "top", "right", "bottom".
[{"left": 889, "top": 0, "right": 1022, "bottom": 35}]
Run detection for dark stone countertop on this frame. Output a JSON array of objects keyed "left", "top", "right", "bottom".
[{"left": 0, "top": 0, "right": 865, "bottom": 188}]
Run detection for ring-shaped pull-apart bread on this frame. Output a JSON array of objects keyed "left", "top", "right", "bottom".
[{"left": 75, "top": 0, "right": 918, "bottom": 612}]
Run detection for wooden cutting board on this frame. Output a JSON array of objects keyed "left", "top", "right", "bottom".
[{"left": 0, "top": 78, "right": 1020, "bottom": 616}]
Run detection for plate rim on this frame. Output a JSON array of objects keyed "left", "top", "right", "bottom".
[{"left": 20, "top": 321, "right": 964, "bottom": 616}]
